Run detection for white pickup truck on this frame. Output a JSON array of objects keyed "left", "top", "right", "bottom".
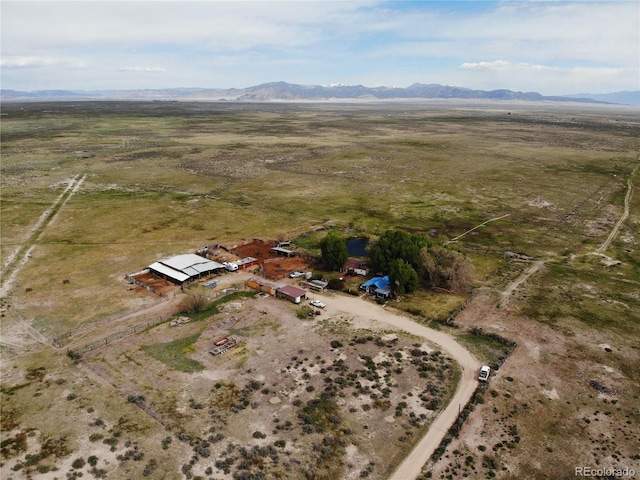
[{"left": 478, "top": 365, "right": 491, "bottom": 382}]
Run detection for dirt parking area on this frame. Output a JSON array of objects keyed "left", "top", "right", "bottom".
[{"left": 262, "top": 256, "right": 312, "bottom": 278}]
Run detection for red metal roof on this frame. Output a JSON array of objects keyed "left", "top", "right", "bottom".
[
  {"left": 344, "top": 258, "right": 367, "bottom": 269},
  {"left": 277, "top": 285, "right": 307, "bottom": 298}
]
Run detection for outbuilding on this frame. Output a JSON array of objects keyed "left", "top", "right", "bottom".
[
  {"left": 234, "top": 257, "right": 259, "bottom": 270},
  {"left": 149, "top": 254, "right": 224, "bottom": 285},
  {"left": 342, "top": 258, "right": 369, "bottom": 276},
  {"left": 247, "top": 278, "right": 276, "bottom": 296},
  {"left": 271, "top": 247, "right": 296, "bottom": 257},
  {"left": 276, "top": 285, "right": 307, "bottom": 304},
  {"left": 360, "top": 275, "right": 393, "bottom": 298},
  {"left": 308, "top": 279, "right": 328, "bottom": 291}
]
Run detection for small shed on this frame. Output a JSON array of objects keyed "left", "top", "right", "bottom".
[
  {"left": 271, "top": 247, "right": 296, "bottom": 257},
  {"left": 276, "top": 285, "right": 307, "bottom": 304},
  {"left": 308, "top": 279, "right": 328, "bottom": 291},
  {"left": 342, "top": 258, "right": 369, "bottom": 276},
  {"left": 247, "top": 278, "right": 276, "bottom": 296},
  {"left": 234, "top": 257, "right": 259, "bottom": 270}
]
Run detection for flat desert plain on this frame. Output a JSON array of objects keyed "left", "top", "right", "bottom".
[{"left": 1, "top": 100, "right": 639, "bottom": 479}]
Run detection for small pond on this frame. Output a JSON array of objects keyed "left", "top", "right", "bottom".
[{"left": 346, "top": 237, "right": 369, "bottom": 257}]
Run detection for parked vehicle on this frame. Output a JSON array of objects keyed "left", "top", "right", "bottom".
[
  {"left": 310, "top": 300, "right": 326, "bottom": 309},
  {"left": 223, "top": 262, "right": 238, "bottom": 272},
  {"left": 289, "top": 271, "right": 303, "bottom": 278},
  {"left": 478, "top": 365, "right": 491, "bottom": 382}
]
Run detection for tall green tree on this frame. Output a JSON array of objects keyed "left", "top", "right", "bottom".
[
  {"left": 389, "top": 259, "right": 419, "bottom": 294},
  {"left": 319, "top": 234, "right": 349, "bottom": 271},
  {"left": 369, "top": 230, "right": 430, "bottom": 273}
]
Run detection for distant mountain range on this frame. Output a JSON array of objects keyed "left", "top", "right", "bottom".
[
  {"left": 563, "top": 91, "right": 640, "bottom": 106},
  {"left": 2, "top": 82, "right": 638, "bottom": 105}
]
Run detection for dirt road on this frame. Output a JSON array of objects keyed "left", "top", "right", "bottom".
[
  {"left": 316, "top": 292, "right": 480, "bottom": 480},
  {"left": 1, "top": 174, "right": 86, "bottom": 298},
  {"left": 499, "top": 259, "right": 546, "bottom": 307},
  {"left": 445, "top": 213, "right": 511, "bottom": 245},
  {"left": 596, "top": 163, "right": 638, "bottom": 254}
]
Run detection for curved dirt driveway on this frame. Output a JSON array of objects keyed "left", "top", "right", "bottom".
[{"left": 315, "top": 292, "right": 480, "bottom": 480}]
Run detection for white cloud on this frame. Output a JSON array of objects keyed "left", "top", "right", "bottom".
[
  {"left": 0, "top": 55, "right": 86, "bottom": 69},
  {"left": 370, "top": 2, "right": 638, "bottom": 66},
  {"left": 455, "top": 60, "right": 636, "bottom": 95},
  {"left": 1, "top": 1, "right": 637, "bottom": 94},
  {"left": 0, "top": 56, "right": 56, "bottom": 68},
  {"left": 1, "top": 2, "right": 373, "bottom": 52}
]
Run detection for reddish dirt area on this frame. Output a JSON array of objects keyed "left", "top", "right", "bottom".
[
  {"left": 229, "top": 239, "right": 314, "bottom": 279},
  {"left": 262, "top": 256, "right": 312, "bottom": 279},
  {"left": 132, "top": 272, "right": 179, "bottom": 296},
  {"left": 230, "top": 238, "right": 278, "bottom": 260}
]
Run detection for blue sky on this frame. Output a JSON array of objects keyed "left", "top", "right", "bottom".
[{"left": 1, "top": 1, "right": 638, "bottom": 95}]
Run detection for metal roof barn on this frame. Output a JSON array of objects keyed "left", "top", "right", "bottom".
[
  {"left": 271, "top": 247, "right": 296, "bottom": 257},
  {"left": 149, "top": 254, "right": 224, "bottom": 284},
  {"left": 276, "top": 285, "right": 307, "bottom": 304}
]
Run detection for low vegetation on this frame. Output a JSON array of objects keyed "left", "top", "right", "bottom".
[
  {"left": 1, "top": 101, "right": 638, "bottom": 479},
  {"left": 142, "top": 334, "right": 204, "bottom": 372}
]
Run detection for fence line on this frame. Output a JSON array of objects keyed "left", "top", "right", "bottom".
[
  {"left": 70, "top": 314, "right": 171, "bottom": 356},
  {"left": 68, "top": 287, "right": 242, "bottom": 357},
  {"left": 127, "top": 276, "right": 166, "bottom": 297},
  {"left": 54, "top": 295, "right": 172, "bottom": 347},
  {"left": 445, "top": 289, "right": 478, "bottom": 326}
]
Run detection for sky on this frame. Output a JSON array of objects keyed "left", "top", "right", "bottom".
[{"left": 1, "top": 1, "right": 638, "bottom": 95}]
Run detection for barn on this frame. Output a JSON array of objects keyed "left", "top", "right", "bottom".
[
  {"left": 149, "top": 254, "right": 225, "bottom": 285},
  {"left": 234, "top": 257, "right": 259, "bottom": 270},
  {"left": 271, "top": 246, "right": 296, "bottom": 257},
  {"left": 276, "top": 285, "right": 307, "bottom": 304}
]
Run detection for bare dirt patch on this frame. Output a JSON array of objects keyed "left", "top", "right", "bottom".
[
  {"left": 229, "top": 239, "right": 279, "bottom": 260},
  {"left": 428, "top": 291, "right": 640, "bottom": 479},
  {"left": 229, "top": 239, "right": 313, "bottom": 278},
  {"left": 130, "top": 272, "right": 179, "bottom": 296},
  {"left": 262, "top": 256, "right": 312, "bottom": 278}
]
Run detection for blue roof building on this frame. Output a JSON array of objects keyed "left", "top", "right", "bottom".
[{"left": 360, "top": 275, "right": 393, "bottom": 298}]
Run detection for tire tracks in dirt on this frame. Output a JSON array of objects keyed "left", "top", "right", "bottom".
[
  {"left": 595, "top": 162, "right": 638, "bottom": 255},
  {"left": 444, "top": 213, "right": 511, "bottom": 245},
  {"left": 1, "top": 174, "right": 86, "bottom": 298},
  {"left": 499, "top": 259, "right": 546, "bottom": 307}
]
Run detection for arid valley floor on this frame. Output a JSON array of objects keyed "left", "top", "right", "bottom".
[{"left": 1, "top": 101, "right": 639, "bottom": 480}]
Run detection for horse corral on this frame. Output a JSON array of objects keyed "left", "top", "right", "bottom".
[{"left": 230, "top": 239, "right": 313, "bottom": 279}]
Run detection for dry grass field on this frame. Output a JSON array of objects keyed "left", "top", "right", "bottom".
[{"left": 1, "top": 100, "right": 639, "bottom": 479}]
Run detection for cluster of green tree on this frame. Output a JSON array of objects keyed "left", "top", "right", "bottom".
[
  {"left": 369, "top": 230, "right": 427, "bottom": 294},
  {"left": 319, "top": 230, "right": 473, "bottom": 295}
]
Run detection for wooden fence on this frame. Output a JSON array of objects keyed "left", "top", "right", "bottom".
[
  {"left": 54, "top": 296, "right": 173, "bottom": 347},
  {"left": 67, "top": 286, "right": 242, "bottom": 357}
]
